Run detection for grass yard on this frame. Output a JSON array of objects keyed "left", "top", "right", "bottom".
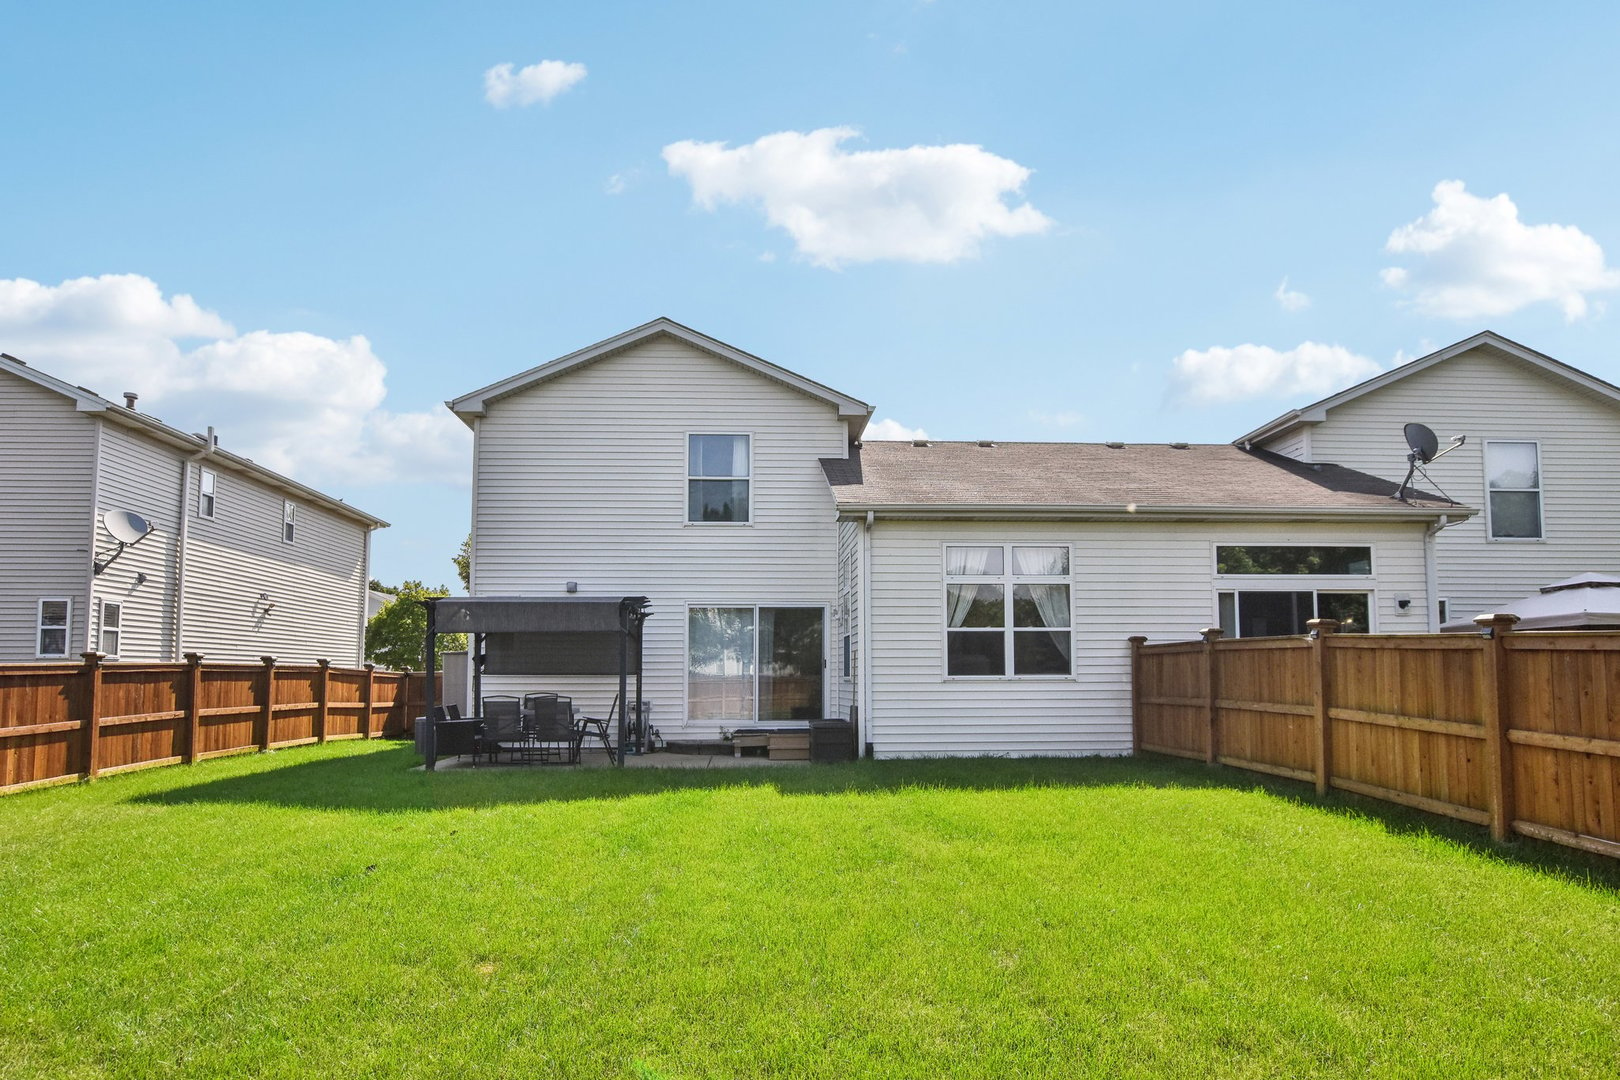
[{"left": 2, "top": 743, "right": 1618, "bottom": 1079}]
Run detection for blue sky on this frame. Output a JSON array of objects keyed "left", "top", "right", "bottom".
[{"left": 5, "top": 1, "right": 1620, "bottom": 586}]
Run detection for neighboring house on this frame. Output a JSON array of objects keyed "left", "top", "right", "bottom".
[
  {"left": 453, "top": 319, "right": 1464, "bottom": 758},
  {"left": 0, "top": 353, "right": 387, "bottom": 665},
  {"left": 1235, "top": 331, "right": 1620, "bottom": 628}
]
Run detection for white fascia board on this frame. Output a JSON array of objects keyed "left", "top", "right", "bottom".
[
  {"left": 834, "top": 502, "right": 1475, "bottom": 523},
  {"left": 1232, "top": 330, "right": 1620, "bottom": 447},
  {"left": 447, "top": 317, "right": 872, "bottom": 433}
]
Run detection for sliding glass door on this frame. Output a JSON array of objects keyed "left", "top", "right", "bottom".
[{"left": 688, "top": 606, "right": 824, "bottom": 723}]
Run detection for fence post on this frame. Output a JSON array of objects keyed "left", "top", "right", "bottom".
[
  {"left": 80, "top": 652, "right": 104, "bottom": 779},
  {"left": 401, "top": 667, "right": 413, "bottom": 738},
  {"left": 315, "top": 659, "right": 331, "bottom": 744},
  {"left": 1128, "top": 636, "right": 1148, "bottom": 754},
  {"left": 259, "top": 656, "right": 276, "bottom": 751},
  {"left": 1200, "top": 627, "right": 1224, "bottom": 764},
  {"left": 183, "top": 652, "right": 204, "bottom": 763},
  {"left": 1306, "top": 619, "right": 1340, "bottom": 796},
  {"left": 1474, "top": 613, "right": 1520, "bottom": 842},
  {"left": 361, "top": 663, "right": 376, "bottom": 739}
]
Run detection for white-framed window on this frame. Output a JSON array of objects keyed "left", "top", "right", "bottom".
[
  {"left": 198, "top": 468, "right": 216, "bottom": 519},
  {"left": 944, "top": 544, "right": 1073, "bottom": 677},
  {"left": 1484, "top": 440, "right": 1543, "bottom": 540},
  {"left": 37, "top": 598, "right": 70, "bottom": 658},
  {"left": 1217, "top": 590, "right": 1371, "bottom": 637},
  {"left": 687, "top": 434, "right": 750, "bottom": 523},
  {"left": 1214, "top": 545, "right": 1372, "bottom": 576},
  {"left": 282, "top": 500, "right": 297, "bottom": 543},
  {"left": 1438, "top": 598, "right": 1450, "bottom": 625},
  {"left": 99, "top": 600, "right": 122, "bottom": 658}
]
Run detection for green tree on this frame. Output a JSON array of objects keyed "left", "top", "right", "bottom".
[
  {"left": 453, "top": 534, "right": 471, "bottom": 592},
  {"left": 365, "top": 581, "right": 466, "bottom": 670}
]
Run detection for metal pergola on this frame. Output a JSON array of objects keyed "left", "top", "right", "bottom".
[{"left": 421, "top": 595, "right": 650, "bottom": 769}]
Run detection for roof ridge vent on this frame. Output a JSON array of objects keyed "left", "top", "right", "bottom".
[
  {"left": 1105, "top": 441, "right": 1126, "bottom": 449},
  {"left": 912, "top": 438, "right": 930, "bottom": 447}
]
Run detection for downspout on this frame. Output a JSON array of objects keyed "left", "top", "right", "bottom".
[
  {"left": 1423, "top": 514, "right": 1449, "bottom": 630},
  {"left": 356, "top": 525, "right": 372, "bottom": 667},
  {"left": 173, "top": 427, "right": 214, "bottom": 660},
  {"left": 859, "top": 509, "right": 875, "bottom": 757},
  {"left": 87, "top": 419, "right": 105, "bottom": 653}
]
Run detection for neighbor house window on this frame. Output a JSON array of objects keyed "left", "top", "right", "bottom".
[
  {"left": 1438, "top": 598, "right": 1450, "bottom": 624},
  {"left": 1217, "top": 591, "right": 1371, "bottom": 637},
  {"left": 688, "top": 434, "right": 750, "bottom": 523},
  {"left": 198, "top": 469, "right": 216, "bottom": 519},
  {"left": 37, "top": 599, "right": 70, "bottom": 658},
  {"left": 99, "top": 600, "right": 122, "bottom": 658},
  {"left": 944, "top": 544, "right": 1072, "bottom": 677},
  {"left": 282, "top": 501, "right": 296, "bottom": 543},
  {"left": 1485, "top": 441, "right": 1542, "bottom": 539}
]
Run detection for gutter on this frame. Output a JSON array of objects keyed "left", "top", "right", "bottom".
[{"left": 833, "top": 502, "right": 1474, "bottom": 523}]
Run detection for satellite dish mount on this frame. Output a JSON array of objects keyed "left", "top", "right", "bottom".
[
  {"left": 1393, "top": 422, "right": 1465, "bottom": 503},
  {"left": 94, "top": 509, "right": 157, "bottom": 576}
]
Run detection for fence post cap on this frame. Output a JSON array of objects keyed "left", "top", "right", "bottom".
[
  {"left": 1306, "top": 618, "right": 1340, "bottom": 637},
  {"left": 182, "top": 651, "right": 204, "bottom": 663},
  {"left": 316, "top": 658, "right": 332, "bottom": 669},
  {"left": 364, "top": 662, "right": 376, "bottom": 672},
  {"left": 1473, "top": 612, "right": 1521, "bottom": 635},
  {"left": 260, "top": 655, "right": 277, "bottom": 666},
  {"left": 1127, "top": 635, "right": 1148, "bottom": 646},
  {"left": 80, "top": 651, "right": 104, "bottom": 667},
  {"left": 1199, "top": 627, "right": 1225, "bottom": 643}
]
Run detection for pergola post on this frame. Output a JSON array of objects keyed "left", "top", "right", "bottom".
[
  {"left": 617, "top": 602, "right": 631, "bottom": 767},
  {"left": 424, "top": 600, "right": 439, "bottom": 771}
]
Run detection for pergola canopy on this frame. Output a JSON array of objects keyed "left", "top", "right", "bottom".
[{"left": 1441, "top": 574, "right": 1620, "bottom": 632}]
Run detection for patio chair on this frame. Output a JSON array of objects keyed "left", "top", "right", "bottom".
[
  {"left": 432, "top": 707, "right": 481, "bottom": 765},
  {"left": 577, "top": 693, "right": 619, "bottom": 754},
  {"left": 479, "top": 696, "right": 523, "bottom": 764},
  {"left": 528, "top": 694, "right": 582, "bottom": 765}
]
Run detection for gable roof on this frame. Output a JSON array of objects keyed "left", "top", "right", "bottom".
[
  {"left": 1234, "top": 330, "right": 1620, "bottom": 448},
  {"left": 446, "top": 317, "right": 873, "bottom": 436},
  {"left": 0, "top": 352, "right": 388, "bottom": 529},
  {"left": 821, "top": 441, "right": 1467, "bottom": 521}
]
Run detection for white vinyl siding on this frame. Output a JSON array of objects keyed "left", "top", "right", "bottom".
[
  {"left": 471, "top": 336, "right": 848, "bottom": 732},
  {"left": 90, "top": 421, "right": 183, "bottom": 661},
  {"left": 1259, "top": 427, "right": 1310, "bottom": 461},
  {"left": 862, "top": 519, "right": 1430, "bottom": 758},
  {"left": 1292, "top": 346, "right": 1620, "bottom": 623},
  {"left": 0, "top": 372, "right": 95, "bottom": 659}
]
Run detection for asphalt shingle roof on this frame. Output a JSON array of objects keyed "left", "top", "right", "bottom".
[{"left": 820, "top": 441, "right": 1461, "bottom": 513}]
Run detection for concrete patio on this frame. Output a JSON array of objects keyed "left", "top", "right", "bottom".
[{"left": 419, "top": 748, "right": 810, "bottom": 771}]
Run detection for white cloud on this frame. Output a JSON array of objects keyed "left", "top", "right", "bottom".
[
  {"left": 864, "top": 417, "right": 930, "bottom": 441},
  {"left": 0, "top": 274, "right": 469, "bottom": 486},
  {"left": 1169, "top": 342, "right": 1382, "bottom": 405},
  {"left": 662, "top": 127, "right": 1052, "bottom": 267},
  {"left": 1274, "top": 277, "right": 1311, "bottom": 311},
  {"left": 483, "top": 60, "right": 587, "bottom": 108},
  {"left": 1382, "top": 180, "right": 1620, "bottom": 321}
]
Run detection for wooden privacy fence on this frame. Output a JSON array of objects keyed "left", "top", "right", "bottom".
[
  {"left": 1130, "top": 616, "right": 1620, "bottom": 861},
  {"left": 0, "top": 654, "right": 431, "bottom": 795}
]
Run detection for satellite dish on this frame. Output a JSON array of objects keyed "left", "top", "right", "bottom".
[
  {"left": 1404, "top": 423, "right": 1440, "bottom": 464},
  {"left": 104, "top": 509, "right": 154, "bottom": 544}
]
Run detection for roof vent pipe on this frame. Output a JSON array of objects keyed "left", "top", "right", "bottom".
[
  {"left": 1106, "top": 441, "right": 1125, "bottom": 449},
  {"left": 912, "top": 439, "right": 929, "bottom": 447},
  {"left": 123, "top": 392, "right": 139, "bottom": 410},
  {"left": 977, "top": 440, "right": 995, "bottom": 448}
]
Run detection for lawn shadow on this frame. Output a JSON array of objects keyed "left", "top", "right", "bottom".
[{"left": 131, "top": 742, "right": 1620, "bottom": 892}]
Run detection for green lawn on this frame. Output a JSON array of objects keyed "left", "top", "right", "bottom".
[{"left": 2, "top": 743, "right": 1618, "bottom": 1079}]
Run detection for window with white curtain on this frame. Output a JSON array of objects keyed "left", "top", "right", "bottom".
[
  {"left": 944, "top": 544, "right": 1072, "bottom": 677},
  {"left": 688, "top": 434, "right": 751, "bottom": 523}
]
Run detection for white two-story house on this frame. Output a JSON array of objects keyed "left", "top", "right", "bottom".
[
  {"left": 1235, "top": 331, "right": 1620, "bottom": 627},
  {"left": 453, "top": 319, "right": 1464, "bottom": 757},
  {"left": 0, "top": 353, "right": 386, "bottom": 665}
]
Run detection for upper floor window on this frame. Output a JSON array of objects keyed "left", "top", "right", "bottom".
[
  {"left": 1485, "top": 441, "right": 1542, "bottom": 539},
  {"left": 37, "top": 598, "right": 70, "bottom": 658},
  {"left": 282, "top": 501, "right": 297, "bottom": 543},
  {"left": 99, "top": 600, "right": 122, "bottom": 658},
  {"left": 944, "top": 544, "right": 1072, "bottom": 677},
  {"left": 688, "top": 434, "right": 750, "bottom": 523},
  {"left": 198, "top": 469, "right": 216, "bottom": 519}
]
